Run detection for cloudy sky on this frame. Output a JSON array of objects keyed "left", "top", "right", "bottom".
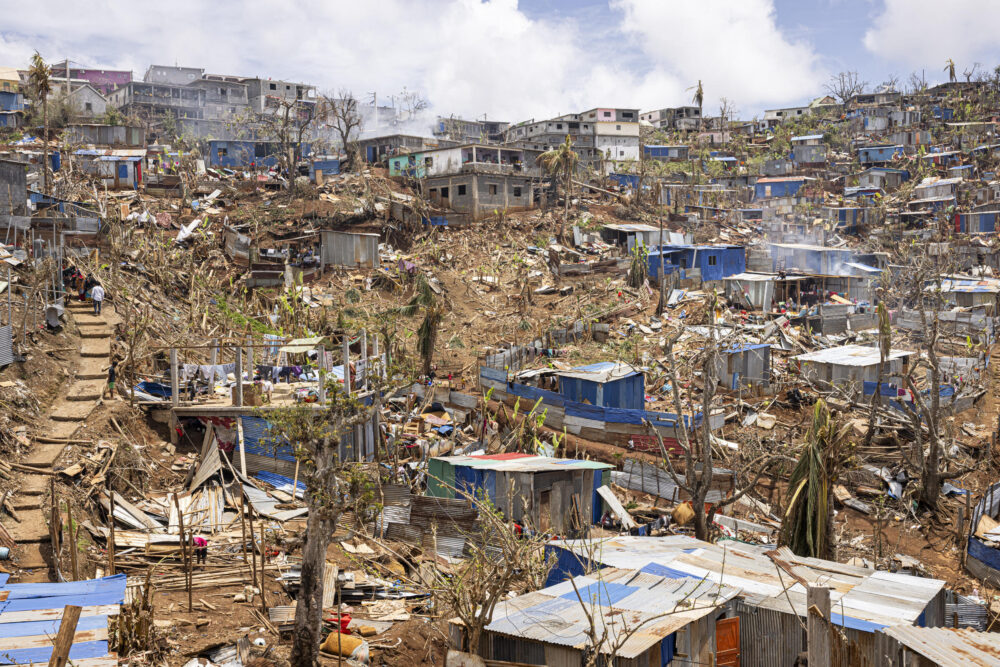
[{"left": 2, "top": 0, "right": 999, "bottom": 122}]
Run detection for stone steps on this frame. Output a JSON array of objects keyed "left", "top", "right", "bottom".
[
  {"left": 66, "top": 379, "right": 105, "bottom": 402},
  {"left": 8, "top": 509, "right": 49, "bottom": 543},
  {"left": 21, "top": 444, "right": 68, "bottom": 468},
  {"left": 80, "top": 339, "right": 111, "bottom": 358}
]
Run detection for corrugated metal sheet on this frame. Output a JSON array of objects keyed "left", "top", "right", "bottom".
[
  {"left": 486, "top": 568, "right": 737, "bottom": 660},
  {"left": 881, "top": 625, "right": 1000, "bottom": 667},
  {"left": 320, "top": 231, "right": 379, "bottom": 269},
  {"left": 0, "top": 325, "right": 13, "bottom": 367},
  {"left": 734, "top": 599, "right": 804, "bottom": 667}
]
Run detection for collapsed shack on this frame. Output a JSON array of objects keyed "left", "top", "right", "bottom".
[
  {"left": 545, "top": 535, "right": 947, "bottom": 667},
  {"left": 459, "top": 567, "right": 741, "bottom": 666}
]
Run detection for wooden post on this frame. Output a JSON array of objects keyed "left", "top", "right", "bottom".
[
  {"left": 240, "top": 495, "right": 248, "bottom": 565},
  {"left": 208, "top": 338, "right": 218, "bottom": 395},
  {"left": 259, "top": 518, "right": 267, "bottom": 614},
  {"left": 67, "top": 503, "right": 78, "bottom": 581},
  {"left": 49, "top": 478, "right": 61, "bottom": 556},
  {"left": 361, "top": 329, "right": 368, "bottom": 391},
  {"left": 342, "top": 335, "right": 351, "bottom": 396},
  {"left": 248, "top": 505, "right": 259, "bottom": 590},
  {"left": 807, "top": 585, "right": 831, "bottom": 667},
  {"left": 247, "top": 337, "right": 255, "bottom": 383},
  {"left": 172, "top": 493, "right": 193, "bottom": 612},
  {"left": 170, "top": 348, "right": 179, "bottom": 408},
  {"left": 235, "top": 345, "right": 243, "bottom": 406},
  {"left": 317, "top": 344, "right": 326, "bottom": 404},
  {"left": 292, "top": 459, "right": 301, "bottom": 501},
  {"left": 108, "top": 490, "right": 116, "bottom": 576},
  {"left": 47, "top": 605, "right": 82, "bottom": 667}
]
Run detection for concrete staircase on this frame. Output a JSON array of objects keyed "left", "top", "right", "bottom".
[{"left": 11, "top": 299, "right": 111, "bottom": 581}]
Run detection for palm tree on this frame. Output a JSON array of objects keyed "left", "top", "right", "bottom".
[
  {"left": 689, "top": 80, "right": 704, "bottom": 130},
  {"left": 538, "top": 135, "right": 579, "bottom": 242},
  {"left": 945, "top": 58, "right": 957, "bottom": 83},
  {"left": 779, "top": 399, "right": 850, "bottom": 559},
  {"left": 28, "top": 52, "right": 51, "bottom": 195},
  {"left": 400, "top": 275, "right": 441, "bottom": 378}
]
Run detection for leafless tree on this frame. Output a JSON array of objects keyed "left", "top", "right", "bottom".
[
  {"left": 323, "top": 89, "right": 363, "bottom": 171},
  {"left": 645, "top": 307, "right": 785, "bottom": 540},
  {"left": 824, "top": 71, "right": 868, "bottom": 108},
  {"left": 421, "top": 489, "right": 551, "bottom": 655},
  {"left": 230, "top": 96, "right": 324, "bottom": 186},
  {"left": 964, "top": 62, "right": 982, "bottom": 83},
  {"left": 908, "top": 70, "right": 929, "bottom": 96},
  {"left": 882, "top": 73, "right": 900, "bottom": 92},
  {"left": 397, "top": 86, "right": 429, "bottom": 122}
]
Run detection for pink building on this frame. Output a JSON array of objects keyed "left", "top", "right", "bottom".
[{"left": 50, "top": 61, "right": 131, "bottom": 95}]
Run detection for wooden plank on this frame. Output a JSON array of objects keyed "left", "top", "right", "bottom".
[
  {"left": 25, "top": 658, "right": 117, "bottom": 667},
  {"left": 47, "top": 604, "right": 81, "bottom": 667},
  {"left": 3, "top": 626, "right": 107, "bottom": 651},
  {"left": 0, "top": 605, "right": 121, "bottom": 625},
  {"left": 807, "top": 585, "right": 831, "bottom": 667},
  {"left": 595, "top": 485, "right": 636, "bottom": 530}
]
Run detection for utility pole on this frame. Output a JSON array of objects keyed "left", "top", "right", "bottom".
[{"left": 807, "top": 585, "right": 831, "bottom": 667}]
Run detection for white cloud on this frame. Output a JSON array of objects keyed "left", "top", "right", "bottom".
[
  {"left": 863, "top": 0, "right": 1000, "bottom": 74},
  {"left": 0, "top": 0, "right": 825, "bottom": 123},
  {"left": 611, "top": 0, "right": 827, "bottom": 113}
]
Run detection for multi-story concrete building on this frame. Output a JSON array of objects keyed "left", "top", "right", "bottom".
[
  {"left": 241, "top": 78, "right": 317, "bottom": 114},
  {"left": 508, "top": 107, "right": 639, "bottom": 171},
  {"left": 386, "top": 143, "right": 546, "bottom": 220},
  {"left": 640, "top": 106, "right": 701, "bottom": 131},
  {"left": 188, "top": 76, "right": 249, "bottom": 121},
  {"left": 144, "top": 65, "right": 205, "bottom": 86}
]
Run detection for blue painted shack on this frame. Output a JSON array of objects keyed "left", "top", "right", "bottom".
[
  {"left": 858, "top": 145, "right": 904, "bottom": 164},
  {"left": 648, "top": 244, "right": 746, "bottom": 281},
  {"left": 207, "top": 140, "right": 312, "bottom": 169},
  {"left": 955, "top": 211, "right": 1000, "bottom": 234},
  {"left": 554, "top": 361, "right": 644, "bottom": 410},
  {"left": 932, "top": 106, "right": 955, "bottom": 120},
  {"left": 754, "top": 176, "right": 809, "bottom": 200},
  {"left": 308, "top": 156, "right": 340, "bottom": 182},
  {"left": 426, "top": 452, "right": 612, "bottom": 534},
  {"left": 0, "top": 90, "right": 23, "bottom": 127},
  {"left": 643, "top": 144, "right": 689, "bottom": 161}
]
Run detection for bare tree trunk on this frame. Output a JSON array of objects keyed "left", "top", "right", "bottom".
[
  {"left": 42, "top": 99, "right": 50, "bottom": 195},
  {"left": 290, "top": 443, "right": 336, "bottom": 667}
]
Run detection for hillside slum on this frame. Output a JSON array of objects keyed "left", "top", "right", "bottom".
[{"left": 2, "top": 66, "right": 1000, "bottom": 667}]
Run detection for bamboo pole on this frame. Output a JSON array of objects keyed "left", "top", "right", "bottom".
[
  {"left": 172, "top": 493, "right": 193, "bottom": 612},
  {"left": 108, "top": 490, "right": 116, "bottom": 576},
  {"left": 67, "top": 503, "right": 78, "bottom": 581},
  {"left": 248, "top": 505, "right": 259, "bottom": 591},
  {"left": 259, "top": 518, "right": 267, "bottom": 614}
]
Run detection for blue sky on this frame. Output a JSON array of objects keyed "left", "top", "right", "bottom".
[{"left": 0, "top": 0, "right": 998, "bottom": 121}]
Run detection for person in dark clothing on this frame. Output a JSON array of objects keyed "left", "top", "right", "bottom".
[
  {"left": 105, "top": 360, "right": 117, "bottom": 399},
  {"left": 82, "top": 275, "right": 97, "bottom": 302}
]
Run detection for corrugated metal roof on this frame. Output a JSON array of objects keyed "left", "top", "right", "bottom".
[
  {"left": 554, "top": 361, "right": 640, "bottom": 383},
  {"left": 794, "top": 344, "right": 916, "bottom": 367},
  {"left": 602, "top": 223, "right": 661, "bottom": 233},
  {"left": 791, "top": 134, "right": 824, "bottom": 141},
  {"left": 486, "top": 567, "right": 738, "bottom": 659},
  {"left": 548, "top": 537, "right": 944, "bottom": 632},
  {"left": 882, "top": 626, "right": 1000, "bottom": 666},
  {"left": 433, "top": 453, "right": 612, "bottom": 472}
]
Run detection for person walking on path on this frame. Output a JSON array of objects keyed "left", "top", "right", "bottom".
[{"left": 91, "top": 282, "right": 105, "bottom": 315}]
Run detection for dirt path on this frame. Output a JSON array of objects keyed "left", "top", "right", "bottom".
[{"left": 10, "top": 298, "right": 112, "bottom": 582}]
